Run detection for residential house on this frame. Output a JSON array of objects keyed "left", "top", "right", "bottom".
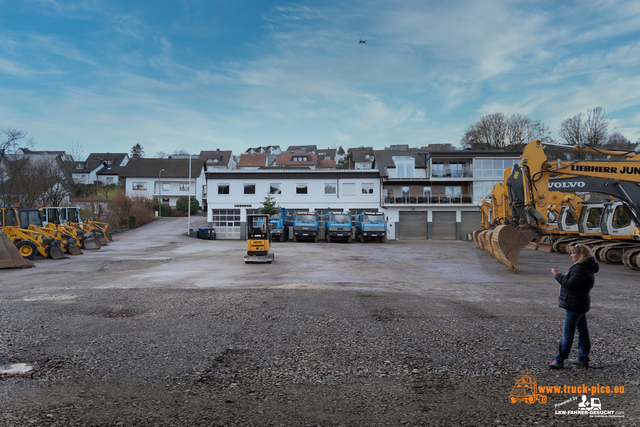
[
  {"left": 237, "top": 153, "right": 269, "bottom": 170},
  {"left": 274, "top": 152, "right": 319, "bottom": 169},
  {"left": 71, "top": 152, "right": 129, "bottom": 185},
  {"left": 245, "top": 146, "right": 281, "bottom": 155},
  {"left": 120, "top": 158, "right": 205, "bottom": 209},
  {"left": 348, "top": 147, "right": 375, "bottom": 169},
  {"left": 199, "top": 150, "right": 236, "bottom": 171},
  {"left": 205, "top": 169, "right": 381, "bottom": 239},
  {"left": 375, "top": 147, "right": 520, "bottom": 240},
  {"left": 286, "top": 145, "right": 317, "bottom": 153}
]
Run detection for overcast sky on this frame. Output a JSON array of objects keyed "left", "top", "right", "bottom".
[{"left": 1, "top": 0, "right": 639, "bottom": 159}]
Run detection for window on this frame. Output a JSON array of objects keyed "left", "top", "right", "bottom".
[
  {"left": 445, "top": 186, "right": 462, "bottom": 202},
  {"left": 202, "top": 185, "right": 207, "bottom": 198},
  {"left": 244, "top": 184, "right": 255, "bottom": 195},
  {"left": 76, "top": 163, "right": 84, "bottom": 169},
  {"left": 393, "top": 156, "right": 415, "bottom": 178},
  {"left": 180, "top": 184, "right": 190, "bottom": 191},
  {"left": 269, "top": 183, "right": 281, "bottom": 195},
  {"left": 324, "top": 183, "right": 336, "bottom": 195},
  {"left": 361, "top": 183, "right": 374, "bottom": 194},
  {"left": 106, "top": 160, "right": 113, "bottom": 165},
  {"left": 162, "top": 183, "right": 170, "bottom": 191},
  {"left": 162, "top": 197, "right": 170, "bottom": 204},
  {"left": 132, "top": 182, "right": 147, "bottom": 190},
  {"left": 293, "top": 156, "right": 309, "bottom": 162},
  {"left": 343, "top": 183, "right": 355, "bottom": 196},
  {"left": 106, "top": 177, "right": 114, "bottom": 183},
  {"left": 296, "top": 184, "right": 308, "bottom": 195},
  {"left": 218, "top": 184, "right": 230, "bottom": 195},
  {"left": 402, "top": 187, "right": 410, "bottom": 203},
  {"left": 423, "top": 187, "right": 432, "bottom": 203}
]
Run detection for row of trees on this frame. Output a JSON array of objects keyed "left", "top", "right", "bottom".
[{"left": 461, "top": 107, "right": 637, "bottom": 157}]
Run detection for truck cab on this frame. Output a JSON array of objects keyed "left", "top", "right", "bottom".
[
  {"left": 324, "top": 211, "right": 353, "bottom": 243},
  {"left": 292, "top": 212, "right": 319, "bottom": 242},
  {"left": 353, "top": 212, "right": 386, "bottom": 243},
  {"left": 269, "top": 207, "right": 291, "bottom": 242}
]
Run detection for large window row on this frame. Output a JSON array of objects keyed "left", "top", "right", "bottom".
[{"left": 216, "top": 182, "right": 377, "bottom": 196}]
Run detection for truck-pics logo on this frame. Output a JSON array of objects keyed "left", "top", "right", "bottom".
[{"left": 508, "top": 372, "right": 547, "bottom": 404}]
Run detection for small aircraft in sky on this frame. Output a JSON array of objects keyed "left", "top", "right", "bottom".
[{"left": 359, "top": 40, "right": 367, "bottom": 44}]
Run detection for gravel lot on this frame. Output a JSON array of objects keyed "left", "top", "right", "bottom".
[{"left": 1, "top": 216, "right": 638, "bottom": 426}]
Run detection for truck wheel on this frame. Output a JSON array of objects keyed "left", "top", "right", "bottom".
[
  {"left": 347, "top": 236, "right": 352, "bottom": 243},
  {"left": 381, "top": 235, "right": 386, "bottom": 243},
  {"left": 360, "top": 234, "right": 365, "bottom": 243},
  {"left": 314, "top": 235, "right": 318, "bottom": 243},
  {"left": 293, "top": 235, "right": 298, "bottom": 242},
  {"left": 15, "top": 240, "right": 38, "bottom": 260},
  {"left": 326, "top": 235, "right": 331, "bottom": 243},
  {"left": 280, "top": 233, "right": 285, "bottom": 242}
]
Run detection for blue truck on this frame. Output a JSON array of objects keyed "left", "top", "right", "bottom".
[
  {"left": 324, "top": 211, "right": 353, "bottom": 243},
  {"left": 292, "top": 212, "right": 319, "bottom": 242},
  {"left": 353, "top": 212, "right": 387, "bottom": 243},
  {"left": 269, "top": 207, "right": 292, "bottom": 242}
]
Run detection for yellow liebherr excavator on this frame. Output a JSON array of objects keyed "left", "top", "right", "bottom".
[{"left": 479, "top": 140, "right": 640, "bottom": 273}]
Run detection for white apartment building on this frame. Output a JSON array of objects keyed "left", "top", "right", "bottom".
[{"left": 205, "top": 169, "right": 382, "bottom": 239}]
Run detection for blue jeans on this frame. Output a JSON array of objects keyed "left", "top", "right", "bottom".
[{"left": 555, "top": 310, "right": 590, "bottom": 363}]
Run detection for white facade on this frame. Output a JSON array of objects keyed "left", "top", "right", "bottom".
[
  {"left": 205, "top": 170, "right": 383, "bottom": 239},
  {"left": 125, "top": 168, "right": 205, "bottom": 209}
]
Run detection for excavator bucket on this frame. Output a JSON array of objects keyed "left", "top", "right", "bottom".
[
  {"left": 80, "top": 233, "right": 101, "bottom": 250},
  {"left": 481, "top": 231, "right": 495, "bottom": 258},
  {"left": 472, "top": 230, "right": 484, "bottom": 250},
  {"left": 491, "top": 225, "right": 541, "bottom": 273},
  {"left": 44, "top": 239, "right": 66, "bottom": 260},
  {"left": 0, "top": 230, "right": 35, "bottom": 269}
]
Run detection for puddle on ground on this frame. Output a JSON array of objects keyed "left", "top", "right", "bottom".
[{"left": 0, "top": 363, "right": 34, "bottom": 375}]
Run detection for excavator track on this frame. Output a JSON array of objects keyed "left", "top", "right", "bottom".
[{"left": 622, "top": 248, "right": 640, "bottom": 270}]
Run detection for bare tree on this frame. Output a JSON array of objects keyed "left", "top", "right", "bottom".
[
  {"left": 67, "top": 140, "right": 85, "bottom": 161},
  {"left": 558, "top": 107, "right": 611, "bottom": 159},
  {"left": 604, "top": 131, "right": 630, "bottom": 148},
  {"left": 155, "top": 151, "right": 168, "bottom": 158},
  {"left": 461, "top": 113, "right": 551, "bottom": 151}
]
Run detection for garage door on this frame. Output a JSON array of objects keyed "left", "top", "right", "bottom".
[
  {"left": 211, "top": 209, "right": 241, "bottom": 239},
  {"left": 399, "top": 211, "right": 427, "bottom": 240},
  {"left": 432, "top": 211, "right": 456, "bottom": 240},
  {"left": 461, "top": 211, "right": 481, "bottom": 239}
]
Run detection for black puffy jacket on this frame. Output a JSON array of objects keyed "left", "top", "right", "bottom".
[{"left": 555, "top": 256, "right": 599, "bottom": 313}]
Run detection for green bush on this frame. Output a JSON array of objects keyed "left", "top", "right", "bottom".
[
  {"left": 153, "top": 200, "right": 171, "bottom": 217},
  {"left": 126, "top": 214, "right": 137, "bottom": 229},
  {"left": 175, "top": 196, "right": 201, "bottom": 213}
]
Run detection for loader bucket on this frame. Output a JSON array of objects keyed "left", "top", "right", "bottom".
[
  {"left": 44, "top": 239, "right": 66, "bottom": 260},
  {"left": 491, "top": 225, "right": 541, "bottom": 273},
  {"left": 92, "top": 230, "right": 109, "bottom": 246},
  {"left": 80, "top": 233, "right": 101, "bottom": 250},
  {"left": 0, "top": 231, "right": 34, "bottom": 269},
  {"left": 66, "top": 242, "right": 83, "bottom": 255}
]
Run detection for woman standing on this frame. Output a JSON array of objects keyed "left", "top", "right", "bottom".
[{"left": 549, "top": 244, "right": 599, "bottom": 369}]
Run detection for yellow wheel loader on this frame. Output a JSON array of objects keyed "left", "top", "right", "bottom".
[
  {"left": 0, "top": 207, "right": 65, "bottom": 260},
  {"left": 244, "top": 214, "right": 274, "bottom": 264},
  {"left": 41, "top": 207, "right": 101, "bottom": 250},
  {"left": 18, "top": 207, "right": 83, "bottom": 255},
  {"left": 477, "top": 140, "right": 640, "bottom": 273}
]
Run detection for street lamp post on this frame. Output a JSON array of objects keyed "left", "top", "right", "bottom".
[{"left": 158, "top": 169, "right": 165, "bottom": 216}]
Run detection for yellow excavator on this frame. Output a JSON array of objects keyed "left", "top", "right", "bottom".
[
  {"left": 244, "top": 214, "right": 274, "bottom": 264},
  {"left": 0, "top": 206, "right": 65, "bottom": 260},
  {"left": 478, "top": 140, "right": 640, "bottom": 273}
]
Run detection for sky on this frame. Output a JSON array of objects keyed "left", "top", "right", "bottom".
[{"left": 1, "top": 0, "right": 639, "bottom": 159}]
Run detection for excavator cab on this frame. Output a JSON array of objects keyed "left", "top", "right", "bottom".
[{"left": 244, "top": 214, "right": 274, "bottom": 264}]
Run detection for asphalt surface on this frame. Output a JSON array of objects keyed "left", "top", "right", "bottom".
[{"left": 1, "top": 216, "right": 638, "bottom": 426}]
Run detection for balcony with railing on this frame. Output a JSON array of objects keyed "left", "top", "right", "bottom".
[
  {"left": 382, "top": 195, "right": 474, "bottom": 205},
  {"left": 431, "top": 166, "right": 474, "bottom": 178}
]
